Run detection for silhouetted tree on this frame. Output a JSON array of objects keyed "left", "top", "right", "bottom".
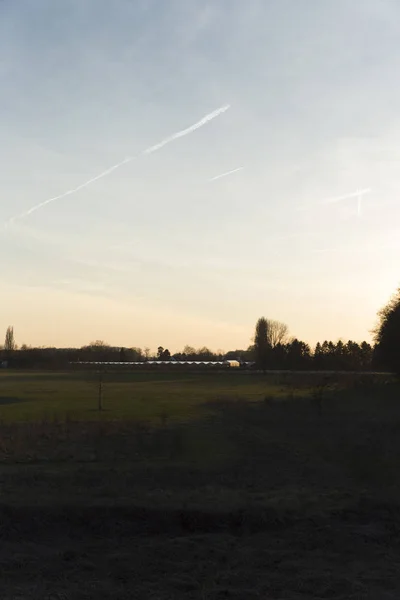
[
  {"left": 196, "top": 347, "right": 214, "bottom": 360},
  {"left": 181, "top": 345, "right": 196, "bottom": 360},
  {"left": 335, "top": 340, "right": 346, "bottom": 369},
  {"left": 4, "top": 326, "right": 16, "bottom": 359},
  {"left": 360, "top": 341, "right": 373, "bottom": 370},
  {"left": 224, "top": 348, "right": 253, "bottom": 362},
  {"left": 254, "top": 317, "right": 270, "bottom": 370},
  {"left": 157, "top": 346, "right": 171, "bottom": 360},
  {"left": 312, "top": 339, "right": 373, "bottom": 371},
  {"left": 80, "top": 341, "right": 114, "bottom": 362},
  {"left": 314, "top": 342, "right": 323, "bottom": 369},
  {"left": 270, "top": 342, "right": 287, "bottom": 369},
  {"left": 266, "top": 319, "right": 289, "bottom": 347},
  {"left": 129, "top": 347, "right": 144, "bottom": 362},
  {"left": 345, "top": 341, "right": 361, "bottom": 370},
  {"left": 373, "top": 286, "right": 400, "bottom": 375},
  {"left": 286, "top": 339, "right": 311, "bottom": 370}
]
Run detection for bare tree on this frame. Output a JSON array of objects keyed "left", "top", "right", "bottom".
[
  {"left": 130, "top": 347, "right": 144, "bottom": 361},
  {"left": 183, "top": 345, "right": 196, "bottom": 358},
  {"left": 4, "top": 326, "right": 16, "bottom": 356},
  {"left": 87, "top": 340, "right": 109, "bottom": 349},
  {"left": 265, "top": 319, "right": 289, "bottom": 348}
]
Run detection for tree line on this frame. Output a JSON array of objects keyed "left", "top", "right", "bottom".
[
  {"left": 251, "top": 318, "right": 374, "bottom": 371},
  {"left": 250, "top": 286, "right": 400, "bottom": 375},
  {"left": 1, "top": 284, "right": 399, "bottom": 373}
]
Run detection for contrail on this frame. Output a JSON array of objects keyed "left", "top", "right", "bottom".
[
  {"left": 143, "top": 104, "right": 230, "bottom": 155},
  {"left": 208, "top": 166, "right": 244, "bottom": 182},
  {"left": 297, "top": 188, "right": 371, "bottom": 212},
  {"left": 6, "top": 157, "right": 133, "bottom": 226},
  {"left": 5, "top": 104, "right": 231, "bottom": 226},
  {"left": 321, "top": 188, "right": 371, "bottom": 205}
]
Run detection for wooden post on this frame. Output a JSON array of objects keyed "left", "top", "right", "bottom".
[{"left": 98, "top": 367, "right": 103, "bottom": 412}]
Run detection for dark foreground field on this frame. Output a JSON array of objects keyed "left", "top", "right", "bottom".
[{"left": 0, "top": 371, "right": 400, "bottom": 598}]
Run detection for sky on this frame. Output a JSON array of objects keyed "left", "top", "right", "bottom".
[{"left": 1, "top": 0, "right": 400, "bottom": 352}]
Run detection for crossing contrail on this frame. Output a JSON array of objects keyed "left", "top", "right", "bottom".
[
  {"left": 321, "top": 188, "right": 371, "bottom": 205},
  {"left": 297, "top": 188, "right": 371, "bottom": 212},
  {"left": 5, "top": 104, "right": 231, "bottom": 226},
  {"left": 208, "top": 166, "right": 244, "bottom": 182}
]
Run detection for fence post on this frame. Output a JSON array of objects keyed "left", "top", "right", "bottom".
[{"left": 98, "top": 367, "right": 103, "bottom": 412}]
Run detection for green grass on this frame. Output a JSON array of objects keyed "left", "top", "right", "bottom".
[
  {"left": 0, "top": 369, "right": 400, "bottom": 598},
  {"left": 0, "top": 369, "right": 289, "bottom": 422}
]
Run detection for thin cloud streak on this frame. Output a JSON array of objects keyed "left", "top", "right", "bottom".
[
  {"left": 297, "top": 188, "right": 372, "bottom": 212},
  {"left": 321, "top": 188, "right": 371, "bottom": 205},
  {"left": 143, "top": 104, "right": 230, "bottom": 155},
  {"left": 208, "top": 166, "right": 244, "bottom": 182},
  {"left": 4, "top": 104, "right": 231, "bottom": 227},
  {"left": 5, "top": 157, "right": 133, "bottom": 226}
]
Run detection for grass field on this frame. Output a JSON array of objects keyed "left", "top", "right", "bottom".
[
  {"left": 0, "top": 368, "right": 383, "bottom": 421},
  {"left": 1, "top": 369, "right": 400, "bottom": 598},
  {"left": 0, "top": 369, "right": 315, "bottom": 422}
]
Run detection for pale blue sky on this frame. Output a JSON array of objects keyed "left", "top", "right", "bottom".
[{"left": 1, "top": 0, "right": 399, "bottom": 350}]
